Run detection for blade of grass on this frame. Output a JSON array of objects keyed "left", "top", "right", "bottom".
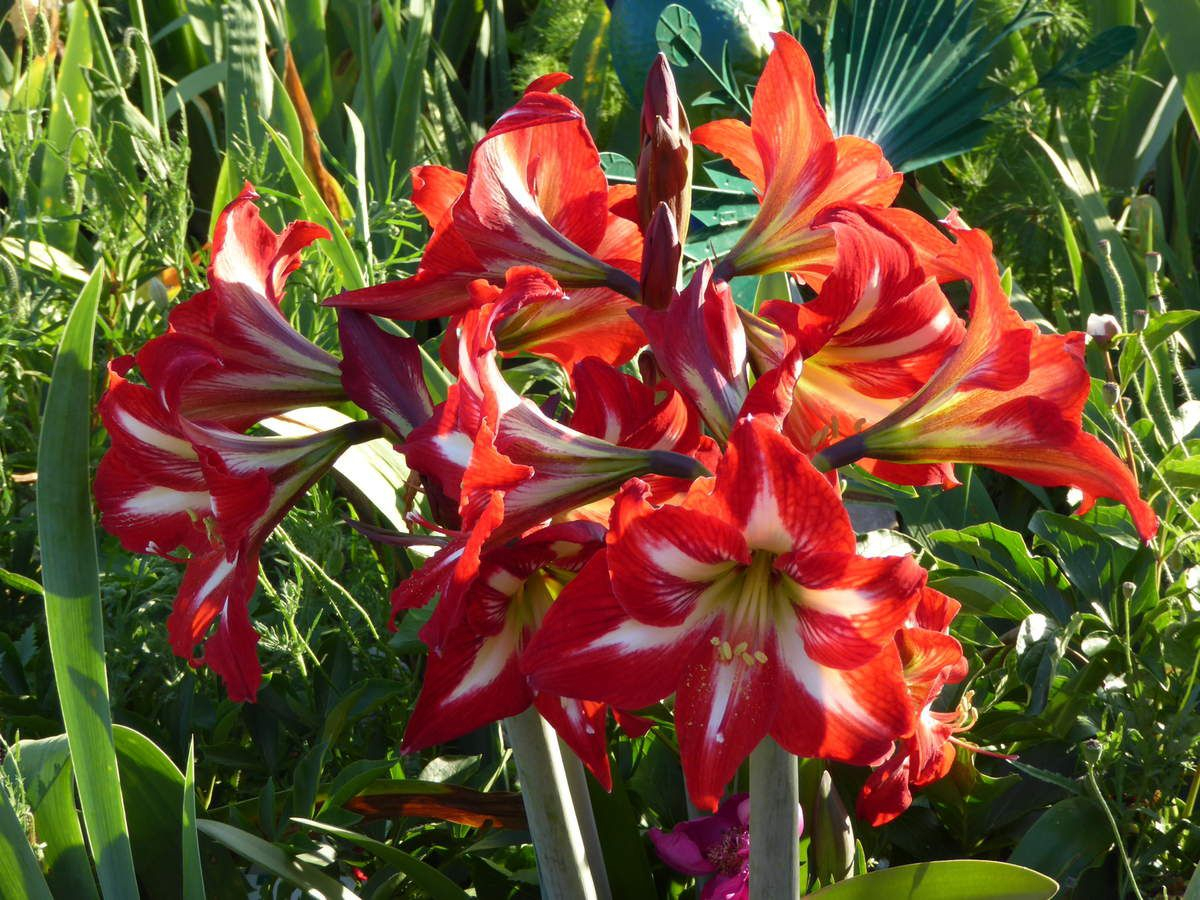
[
  {"left": 182, "top": 742, "right": 205, "bottom": 900},
  {"left": 37, "top": 264, "right": 140, "bottom": 897}
]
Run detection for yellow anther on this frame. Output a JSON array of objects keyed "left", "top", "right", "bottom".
[
  {"left": 732, "top": 641, "right": 748, "bottom": 656},
  {"left": 740, "top": 652, "right": 756, "bottom": 666},
  {"left": 753, "top": 650, "right": 769, "bottom": 664},
  {"left": 711, "top": 636, "right": 722, "bottom": 646},
  {"left": 719, "top": 641, "right": 734, "bottom": 661}
]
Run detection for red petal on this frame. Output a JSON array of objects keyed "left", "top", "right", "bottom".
[
  {"left": 337, "top": 310, "right": 434, "bottom": 438},
  {"left": 608, "top": 505, "right": 749, "bottom": 626},
  {"left": 770, "top": 638, "right": 912, "bottom": 765},
  {"left": 522, "top": 553, "right": 703, "bottom": 710},
  {"left": 534, "top": 694, "right": 612, "bottom": 791},
  {"left": 675, "top": 641, "right": 777, "bottom": 812},
  {"left": 411, "top": 165, "right": 466, "bottom": 227}
]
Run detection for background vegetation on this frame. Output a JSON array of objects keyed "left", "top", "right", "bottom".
[{"left": 0, "top": 0, "right": 1197, "bottom": 897}]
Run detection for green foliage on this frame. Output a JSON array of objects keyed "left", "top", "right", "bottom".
[{"left": 0, "top": 1, "right": 1197, "bottom": 898}]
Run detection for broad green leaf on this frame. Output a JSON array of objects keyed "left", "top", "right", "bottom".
[
  {"left": 39, "top": 0, "right": 93, "bottom": 250},
  {"left": 0, "top": 783, "right": 54, "bottom": 900},
  {"left": 1009, "top": 797, "right": 1110, "bottom": 881},
  {"left": 196, "top": 819, "right": 358, "bottom": 900},
  {"left": 37, "top": 264, "right": 140, "bottom": 897},
  {"left": 586, "top": 769, "right": 656, "bottom": 900},
  {"left": 1118, "top": 310, "right": 1200, "bottom": 384},
  {"left": 1142, "top": 0, "right": 1200, "bottom": 138},
  {"left": 293, "top": 818, "right": 470, "bottom": 900},
  {"left": 806, "top": 860, "right": 1058, "bottom": 899},
  {"left": 4, "top": 736, "right": 97, "bottom": 899},
  {"left": 113, "top": 725, "right": 187, "bottom": 898}
]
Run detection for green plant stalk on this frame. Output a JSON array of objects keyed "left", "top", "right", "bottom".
[
  {"left": 125, "top": 0, "right": 162, "bottom": 134},
  {"left": 1085, "top": 762, "right": 1145, "bottom": 900},
  {"left": 503, "top": 708, "right": 611, "bottom": 900},
  {"left": 37, "top": 264, "right": 140, "bottom": 896},
  {"left": 749, "top": 738, "right": 800, "bottom": 900}
]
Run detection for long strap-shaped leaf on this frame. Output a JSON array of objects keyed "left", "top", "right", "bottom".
[{"left": 37, "top": 264, "right": 140, "bottom": 898}]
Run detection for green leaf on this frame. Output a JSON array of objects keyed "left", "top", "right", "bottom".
[
  {"left": 1009, "top": 797, "right": 1111, "bottom": 881},
  {"left": 0, "top": 781, "right": 54, "bottom": 900},
  {"left": 37, "top": 264, "right": 140, "bottom": 898},
  {"left": 1032, "top": 125, "right": 1146, "bottom": 326},
  {"left": 0, "top": 567, "right": 44, "bottom": 597},
  {"left": 292, "top": 818, "right": 470, "bottom": 900},
  {"left": 4, "top": 736, "right": 97, "bottom": 898},
  {"left": 805, "top": 860, "right": 1058, "bottom": 899},
  {"left": 1142, "top": 0, "right": 1200, "bottom": 138},
  {"left": 163, "top": 61, "right": 227, "bottom": 119},
  {"left": 1118, "top": 310, "right": 1200, "bottom": 384},
  {"left": 38, "top": 0, "right": 93, "bottom": 251},
  {"left": 196, "top": 819, "right": 358, "bottom": 900},
  {"left": 224, "top": 0, "right": 273, "bottom": 178},
  {"left": 268, "top": 125, "right": 365, "bottom": 290},
  {"left": 113, "top": 725, "right": 188, "bottom": 898},
  {"left": 182, "top": 742, "right": 205, "bottom": 900},
  {"left": 389, "top": 0, "right": 432, "bottom": 177},
  {"left": 656, "top": 4, "right": 702, "bottom": 67}
]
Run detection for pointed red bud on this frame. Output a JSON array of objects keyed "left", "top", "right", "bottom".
[
  {"left": 638, "top": 54, "right": 692, "bottom": 243},
  {"left": 639, "top": 203, "right": 682, "bottom": 310}
]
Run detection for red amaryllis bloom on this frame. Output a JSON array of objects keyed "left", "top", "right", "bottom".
[
  {"left": 745, "top": 206, "right": 964, "bottom": 486},
  {"left": 136, "top": 185, "right": 344, "bottom": 430},
  {"left": 94, "top": 362, "right": 378, "bottom": 700},
  {"left": 692, "top": 33, "right": 901, "bottom": 283},
  {"left": 395, "top": 280, "right": 707, "bottom": 650},
  {"left": 327, "top": 78, "right": 642, "bottom": 322},
  {"left": 337, "top": 310, "right": 434, "bottom": 440},
  {"left": 524, "top": 418, "right": 924, "bottom": 810},
  {"left": 402, "top": 521, "right": 629, "bottom": 788},
  {"left": 631, "top": 263, "right": 749, "bottom": 443},
  {"left": 857, "top": 588, "right": 973, "bottom": 826},
  {"left": 815, "top": 222, "right": 1158, "bottom": 542}
]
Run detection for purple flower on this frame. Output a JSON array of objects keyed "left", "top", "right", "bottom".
[{"left": 648, "top": 794, "right": 754, "bottom": 900}]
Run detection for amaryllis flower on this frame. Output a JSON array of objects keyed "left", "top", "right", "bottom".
[
  {"left": 94, "top": 362, "right": 379, "bottom": 700},
  {"left": 692, "top": 33, "right": 901, "bottom": 283},
  {"left": 136, "top": 185, "right": 344, "bottom": 430},
  {"left": 524, "top": 418, "right": 923, "bottom": 810},
  {"left": 815, "top": 222, "right": 1158, "bottom": 542},
  {"left": 649, "top": 794, "right": 761, "bottom": 900},
  {"left": 857, "top": 588, "right": 974, "bottom": 826},
  {"left": 631, "top": 263, "right": 749, "bottom": 442},
  {"left": 328, "top": 78, "right": 642, "bottom": 323},
  {"left": 745, "top": 206, "right": 964, "bottom": 486},
  {"left": 401, "top": 521, "right": 629, "bottom": 787},
  {"left": 395, "top": 280, "right": 708, "bottom": 650}
]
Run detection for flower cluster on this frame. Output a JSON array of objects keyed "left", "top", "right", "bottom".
[{"left": 96, "top": 34, "right": 1157, "bottom": 824}]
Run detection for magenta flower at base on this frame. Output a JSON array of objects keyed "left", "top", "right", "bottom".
[{"left": 651, "top": 793, "right": 799, "bottom": 900}]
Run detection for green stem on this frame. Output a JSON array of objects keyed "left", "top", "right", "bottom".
[
  {"left": 749, "top": 738, "right": 800, "bottom": 900},
  {"left": 1085, "top": 762, "right": 1145, "bottom": 900},
  {"left": 503, "top": 709, "right": 611, "bottom": 900}
]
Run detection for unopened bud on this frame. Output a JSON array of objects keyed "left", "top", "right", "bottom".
[
  {"left": 1145, "top": 252, "right": 1162, "bottom": 276},
  {"left": 1102, "top": 382, "right": 1121, "bottom": 407},
  {"left": 1086, "top": 313, "right": 1121, "bottom": 347},
  {"left": 1132, "top": 309, "right": 1149, "bottom": 332},
  {"left": 639, "top": 203, "right": 681, "bottom": 310},
  {"left": 1122, "top": 581, "right": 1136, "bottom": 600},
  {"left": 1097, "top": 238, "right": 1111, "bottom": 259},
  {"left": 637, "top": 55, "right": 692, "bottom": 243},
  {"left": 1081, "top": 738, "right": 1102, "bottom": 766}
]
